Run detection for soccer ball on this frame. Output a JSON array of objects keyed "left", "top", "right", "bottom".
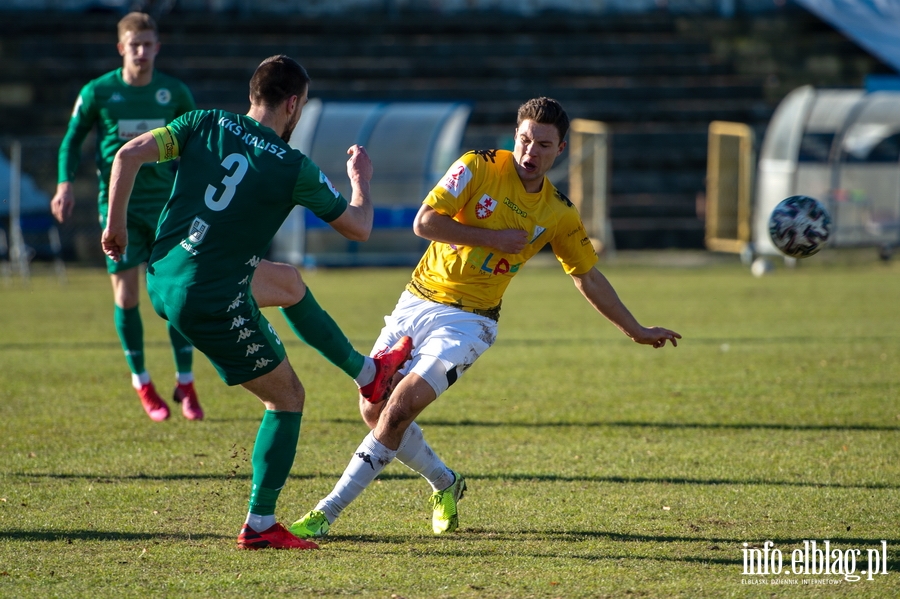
[{"left": 768, "top": 195, "right": 832, "bottom": 258}]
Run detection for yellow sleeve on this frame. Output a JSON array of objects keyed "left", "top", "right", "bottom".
[
  {"left": 552, "top": 209, "right": 599, "bottom": 275},
  {"left": 424, "top": 151, "right": 482, "bottom": 217},
  {"left": 150, "top": 126, "right": 180, "bottom": 163}
]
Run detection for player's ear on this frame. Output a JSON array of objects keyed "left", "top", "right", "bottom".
[
  {"left": 557, "top": 140, "right": 567, "bottom": 156},
  {"left": 117, "top": 41, "right": 126, "bottom": 57}
]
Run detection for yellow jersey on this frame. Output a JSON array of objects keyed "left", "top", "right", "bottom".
[{"left": 408, "top": 149, "right": 598, "bottom": 316}]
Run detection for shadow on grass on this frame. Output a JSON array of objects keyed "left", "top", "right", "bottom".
[
  {"left": 493, "top": 335, "right": 900, "bottom": 347},
  {"left": 569, "top": 530, "right": 900, "bottom": 550},
  {"left": 6, "top": 472, "right": 257, "bottom": 481},
  {"left": 335, "top": 530, "right": 900, "bottom": 568},
  {"left": 9, "top": 471, "right": 899, "bottom": 490},
  {"left": 5, "top": 527, "right": 896, "bottom": 574},
  {"left": 322, "top": 417, "right": 900, "bottom": 432},
  {"left": 6, "top": 334, "right": 897, "bottom": 352},
  {"left": 0, "top": 530, "right": 227, "bottom": 542},
  {"left": 315, "top": 531, "right": 900, "bottom": 570}
]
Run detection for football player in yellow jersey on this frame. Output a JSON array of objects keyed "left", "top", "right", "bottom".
[{"left": 291, "top": 97, "right": 681, "bottom": 540}]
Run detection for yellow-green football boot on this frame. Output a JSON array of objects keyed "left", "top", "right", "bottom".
[
  {"left": 289, "top": 510, "right": 331, "bottom": 539},
  {"left": 429, "top": 472, "right": 466, "bottom": 534}
]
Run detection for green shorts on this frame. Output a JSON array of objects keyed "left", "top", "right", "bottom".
[
  {"left": 99, "top": 209, "right": 160, "bottom": 274},
  {"left": 148, "top": 290, "right": 286, "bottom": 386}
]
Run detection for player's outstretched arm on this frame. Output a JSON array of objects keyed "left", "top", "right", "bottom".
[
  {"left": 413, "top": 204, "right": 528, "bottom": 253},
  {"left": 328, "top": 144, "right": 373, "bottom": 241},
  {"left": 571, "top": 267, "right": 681, "bottom": 348},
  {"left": 102, "top": 131, "right": 160, "bottom": 262}
]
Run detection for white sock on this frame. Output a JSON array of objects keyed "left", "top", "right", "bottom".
[
  {"left": 131, "top": 372, "right": 151, "bottom": 389},
  {"left": 353, "top": 356, "right": 376, "bottom": 388},
  {"left": 316, "top": 431, "right": 397, "bottom": 523},
  {"left": 176, "top": 372, "right": 194, "bottom": 385},
  {"left": 396, "top": 422, "right": 454, "bottom": 491},
  {"left": 245, "top": 513, "right": 276, "bottom": 532}
]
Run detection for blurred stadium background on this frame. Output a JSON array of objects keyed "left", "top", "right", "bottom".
[{"left": 1, "top": 0, "right": 898, "bottom": 271}]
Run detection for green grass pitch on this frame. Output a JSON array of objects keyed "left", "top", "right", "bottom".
[{"left": 1, "top": 252, "right": 898, "bottom": 598}]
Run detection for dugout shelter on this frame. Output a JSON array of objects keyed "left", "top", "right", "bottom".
[
  {"left": 754, "top": 85, "right": 900, "bottom": 257},
  {"left": 272, "top": 99, "right": 471, "bottom": 267}
]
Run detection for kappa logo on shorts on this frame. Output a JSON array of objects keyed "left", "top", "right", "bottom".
[
  {"left": 236, "top": 327, "right": 256, "bottom": 342},
  {"left": 227, "top": 292, "right": 244, "bottom": 312},
  {"left": 230, "top": 315, "right": 249, "bottom": 330},
  {"left": 252, "top": 357, "right": 273, "bottom": 371},
  {"left": 238, "top": 275, "right": 249, "bottom": 285},
  {"left": 245, "top": 343, "right": 265, "bottom": 356},
  {"left": 475, "top": 194, "right": 498, "bottom": 219},
  {"left": 246, "top": 256, "right": 261, "bottom": 268}
]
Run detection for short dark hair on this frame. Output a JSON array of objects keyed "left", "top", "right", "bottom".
[
  {"left": 516, "top": 97, "right": 569, "bottom": 143},
  {"left": 249, "top": 55, "right": 311, "bottom": 109},
  {"left": 117, "top": 12, "right": 157, "bottom": 40}
]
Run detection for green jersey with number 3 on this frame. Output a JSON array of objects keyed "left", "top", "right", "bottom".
[{"left": 146, "top": 109, "right": 348, "bottom": 313}]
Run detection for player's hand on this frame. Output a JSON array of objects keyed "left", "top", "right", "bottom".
[
  {"left": 490, "top": 228, "right": 529, "bottom": 254},
  {"left": 101, "top": 227, "right": 128, "bottom": 262},
  {"left": 51, "top": 182, "right": 75, "bottom": 223},
  {"left": 346, "top": 144, "right": 373, "bottom": 185},
  {"left": 634, "top": 326, "right": 681, "bottom": 348}
]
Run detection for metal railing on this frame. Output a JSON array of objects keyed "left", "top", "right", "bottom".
[{"left": 1, "top": 136, "right": 72, "bottom": 284}]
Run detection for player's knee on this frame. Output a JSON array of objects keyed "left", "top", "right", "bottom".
[
  {"left": 359, "top": 399, "right": 382, "bottom": 429},
  {"left": 282, "top": 377, "right": 306, "bottom": 412},
  {"left": 380, "top": 400, "right": 416, "bottom": 435},
  {"left": 279, "top": 264, "right": 306, "bottom": 305},
  {"left": 113, "top": 284, "right": 141, "bottom": 309}
]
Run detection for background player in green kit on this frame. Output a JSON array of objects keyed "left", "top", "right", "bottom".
[
  {"left": 101, "top": 55, "right": 410, "bottom": 550},
  {"left": 51, "top": 12, "right": 203, "bottom": 422}
]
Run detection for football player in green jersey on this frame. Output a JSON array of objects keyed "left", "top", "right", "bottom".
[
  {"left": 101, "top": 55, "right": 410, "bottom": 550},
  {"left": 51, "top": 12, "right": 203, "bottom": 422}
]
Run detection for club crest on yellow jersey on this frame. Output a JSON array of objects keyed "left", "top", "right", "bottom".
[{"left": 475, "top": 194, "right": 497, "bottom": 219}]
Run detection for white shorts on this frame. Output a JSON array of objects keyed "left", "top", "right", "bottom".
[{"left": 372, "top": 290, "right": 498, "bottom": 397}]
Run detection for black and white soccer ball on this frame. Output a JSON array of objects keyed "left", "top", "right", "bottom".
[{"left": 768, "top": 195, "right": 832, "bottom": 258}]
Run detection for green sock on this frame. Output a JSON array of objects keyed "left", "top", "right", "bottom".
[
  {"left": 168, "top": 323, "right": 193, "bottom": 374},
  {"left": 280, "top": 288, "right": 365, "bottom": 378},
  {"left": 114, "top": 305, "right": 144, "bottom": 375},
  {"left": 248, "top": 410, "right": 302, "bottom": 516}
]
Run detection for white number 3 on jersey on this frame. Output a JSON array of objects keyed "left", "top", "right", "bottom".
[{"left": 206, "top": 153, "right": 248, "bottom": 211}]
